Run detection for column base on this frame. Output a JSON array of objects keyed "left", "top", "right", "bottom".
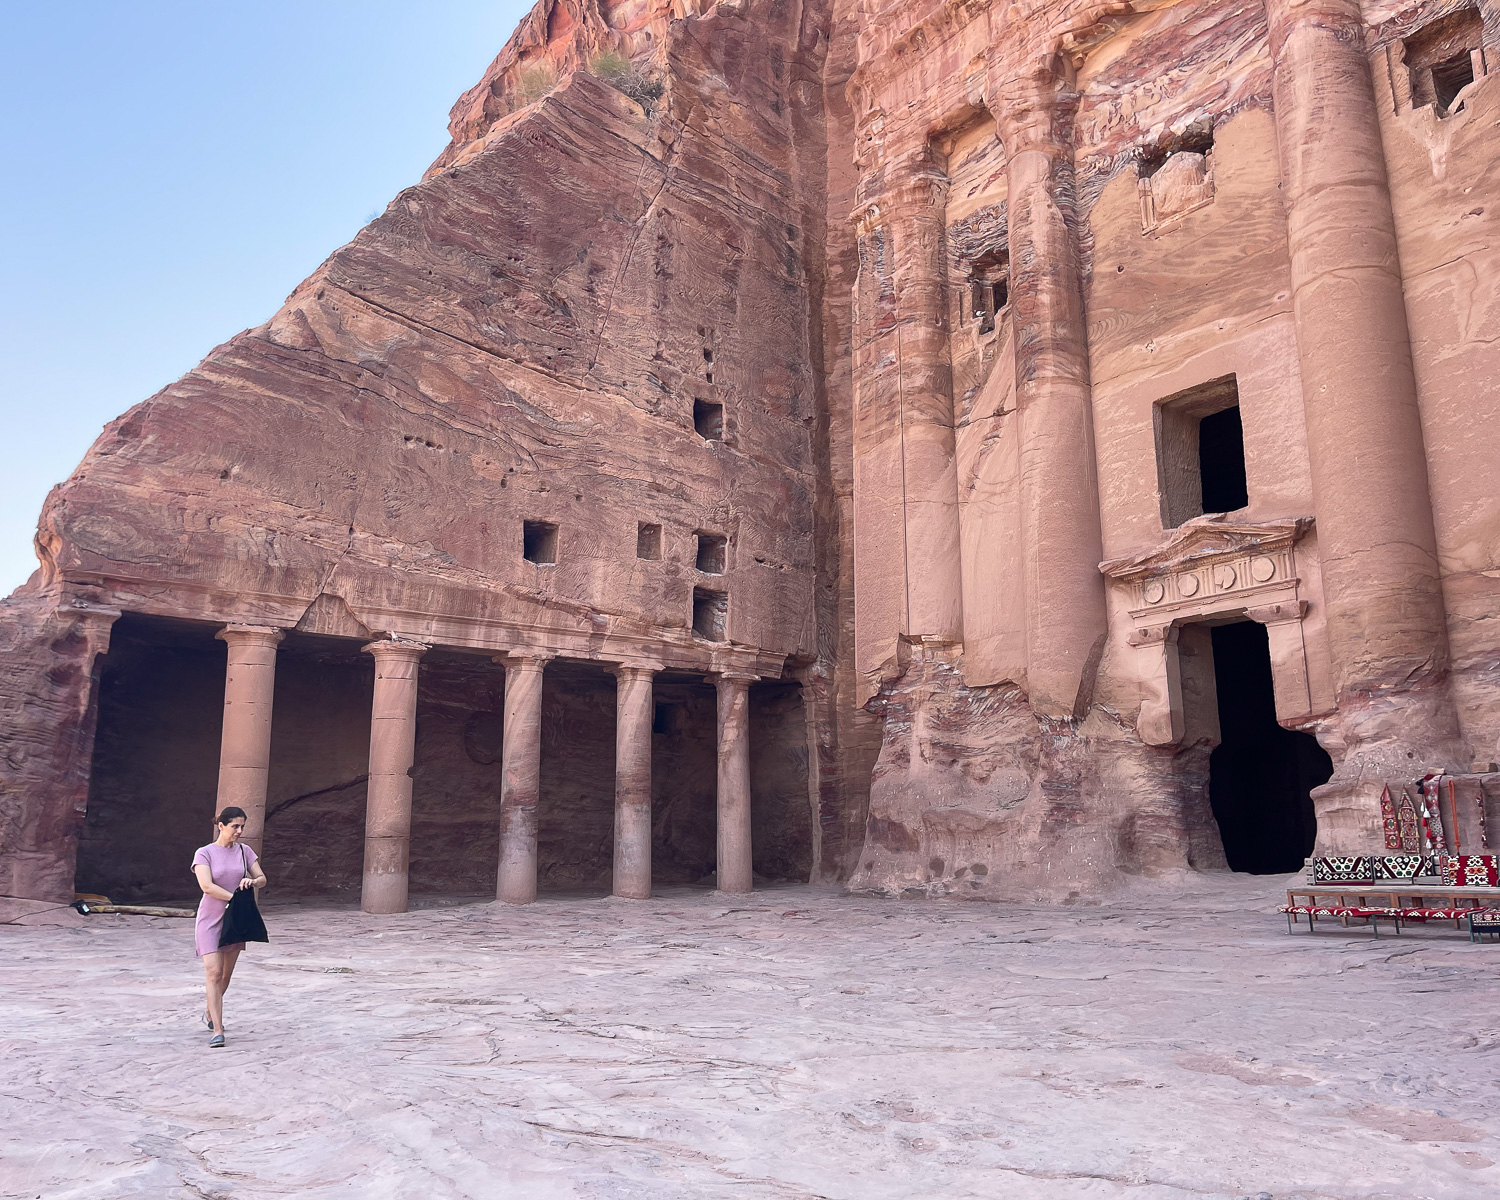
[
  {"left": 496, "top": 885, "right": 537, "bottom": 906},
  {"left": 361, "top": 837, "right": 410, "bottom": 915}
]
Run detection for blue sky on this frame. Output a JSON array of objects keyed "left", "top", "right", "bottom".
[{"left": 0, "top": 1, "right": 530, "bottom": 596}]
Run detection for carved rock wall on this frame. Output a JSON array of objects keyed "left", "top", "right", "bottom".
[
  {"left": 3, "top": 0, "right": 1498, "bottom": 903},
  {"left": 2, "top": 0, "right": 860, "bottom": 903},
  {"left": 842, "top": 0, "right": 1500, "bottom": 893}
]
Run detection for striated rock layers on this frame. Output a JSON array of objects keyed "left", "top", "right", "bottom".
[{"left": 2, "top": 0, "right": 1498, "bottom": 905}]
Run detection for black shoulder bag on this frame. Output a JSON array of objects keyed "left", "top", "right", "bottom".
[{"left": 219, "top": 844, "right": 269, "bottom": 947}]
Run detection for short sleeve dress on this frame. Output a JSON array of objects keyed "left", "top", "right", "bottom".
[{"left": 192, "top": 841, "right": 258, "bottom": 957}]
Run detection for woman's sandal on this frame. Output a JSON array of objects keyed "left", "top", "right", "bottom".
[
  {"left": 209, "top": 1033, "right": 225, "bottom": 1048},
  {"left": 203, "top": 1012, "right": 214, "bottom": 1032}
]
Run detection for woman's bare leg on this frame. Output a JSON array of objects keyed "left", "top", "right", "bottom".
[
  {"left": 203, "top": 952, "right": 229, "bottom": 1033},
  {"left": 219, "top": 945, "right": 243, "bottom": 998}
]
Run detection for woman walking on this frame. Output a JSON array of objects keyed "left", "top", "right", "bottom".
[{"left": 192, "top": 807, "right": 266, "bottom": 1047}]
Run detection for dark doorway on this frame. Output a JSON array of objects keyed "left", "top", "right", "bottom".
[
  {"left": 1208, "top": 621, "right": 1332, "bottom": 873},
  {"left": 1198, "top": 406, "right": 1248, "bottom": 514},
  {"left": 77, "top": 614, "right": 226, "bottom": 904}
]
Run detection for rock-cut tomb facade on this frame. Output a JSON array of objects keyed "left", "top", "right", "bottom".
[{"left": 1, "top": 0, "right": 1498, "bottom": 910}]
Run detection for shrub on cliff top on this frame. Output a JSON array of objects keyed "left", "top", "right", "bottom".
[
  {"left": 515, "top": 64, "right": 557, "bottom": 107},
  {"left": 589, "top": 52, "right": 664, "bottom": 114}
]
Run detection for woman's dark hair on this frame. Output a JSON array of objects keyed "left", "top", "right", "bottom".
[{"left": 216, "top": 806, "right": 248, "bottom": 826}]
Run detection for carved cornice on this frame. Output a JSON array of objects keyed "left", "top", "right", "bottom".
[{"left": 1101, "top": 515, "right": 1314, "bottom": 623}]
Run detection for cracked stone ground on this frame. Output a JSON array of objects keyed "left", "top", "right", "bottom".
[{"left": 3, "top": 875, "right": 1499, "bottom": 1199}]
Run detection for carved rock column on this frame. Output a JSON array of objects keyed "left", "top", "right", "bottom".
[
  {"left": 1246, "top": 602, "right": 1313, "bottom": 725},
  {"left": 496, "top": 652, "right": 552, "bottom": 904},
  {"left": 887, "top": 145, "right": 965, "bottom": 643},
  {"left": 713, "top": 671, "right": 758, "bottom": 894},
  {"left": 361, "top": 639, "right": 427, "bottom": 915},
  {"left": 994, "top": 64, "right": 1108, "bottom": 719},
  {"left": 1128, "top": 625, "right": 1185, "bottom": 747},
  {"left": 1265, "top": 0, "right": 1464, "bottom": 838},
  {"left": 610, "top": 664, "right": 657, "bottom": 900},
  {"left": 850, "top": 141, "right": 965, "bottom": 697},
  {"left": 215, "top": 624, "right": 285, "bottom": 857}
]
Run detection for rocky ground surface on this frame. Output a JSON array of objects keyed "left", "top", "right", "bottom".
[{"left": 3, "top": 875, "right": 1498, "bottom": 1199}]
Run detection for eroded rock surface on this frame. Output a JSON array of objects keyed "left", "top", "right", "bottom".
[
  {"left": 3, "top": 882, "right": 1499, "bottom": 1197},
  {"left": 2, "top": 0, "right": 1498, "bottom": 903}
]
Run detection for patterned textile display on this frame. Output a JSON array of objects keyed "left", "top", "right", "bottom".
[
  {"left": 1279, "top": 905, "right": 1394, "bottom": 916},
  {"left": 1468, "top": 910, "right": 1500, "bottom": 942},
  {"left": 1421, "top": 776, "right": 1448, "bottom": 853},
  {"left": 1374, "top": 854, "right": 1436, "bottom": 881},
  {"left": 1396, "top": 907, "right": 1473, "bottom": 920},
  {"left": 1396, "top": 787, "right": 1421, "bottom": 852},
  {"left": 1311, "top": 856, "right": 1377, "bottom": 885},
  {"left": 1381, "top": 785, "right": 1402, "bottom": 850},
  {"left": 1441, "top": 854, "right": 1500, "bottom": 887}
]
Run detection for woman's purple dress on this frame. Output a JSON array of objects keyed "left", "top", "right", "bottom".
[{"left": 192, "top": 841, "right": 257, "bottom": 957}]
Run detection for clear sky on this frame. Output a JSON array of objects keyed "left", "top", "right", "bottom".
[{"left": 0, "top": 1, "right": 530, "bottom": 597}]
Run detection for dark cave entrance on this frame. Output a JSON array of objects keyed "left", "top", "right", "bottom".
[
  {"left": 75, "top": 615, "right": 814, "bottom": 902},
  {"left": 1207, "top": 621, "right": 1332, "bottom": 874},
  {"left": 75, "top": 614, "right": 228, "bottom": 905},
  {"left": 647, "top": 675, "right": 814, "bottom": 889}
]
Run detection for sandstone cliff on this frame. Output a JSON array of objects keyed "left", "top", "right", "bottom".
[{"left": 3, "top": 0, "right": 1498, "bottom": 905}]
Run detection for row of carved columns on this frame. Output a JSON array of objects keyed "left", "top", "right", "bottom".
[
  {"left": 855, "top": 0, "right": 1465, "bottom": 840},
  {"left": 214, "top": 625, "right": 760, "bottom": 913},
  {"left": 857, "top": 69, "right": 1108, "bottom": 719}
]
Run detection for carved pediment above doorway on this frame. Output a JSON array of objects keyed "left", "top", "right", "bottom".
[
  {"left": 1101, "top": 516, "right": 1318, "bottom": 744},
  {"left": 1099, "top": 515, "right": 1314, "bottom": 625}
]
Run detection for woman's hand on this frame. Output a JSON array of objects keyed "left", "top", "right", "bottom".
[{"left": 238, "top": 876, "right": 256, "bottom": 890}]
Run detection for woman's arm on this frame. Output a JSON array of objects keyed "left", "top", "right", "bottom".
[
  {"left": 243, "top": 858, "right": 268, "bottom": 890},
  {"left": 194, "top": 862, "right": 234, "bottom": 902}
]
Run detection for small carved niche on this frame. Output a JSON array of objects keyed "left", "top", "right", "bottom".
[
  {"left": 695, "top": 532, "right": 727, "bottom": 574},
  {"left": 1403, "top": 8, "right": 1485, "bottom": 117},
  {"left": 523, "top": 520, "right": 558, "bottom": 565},
  {"left": 965, "top": 248, "right": 1009, "bottom": 335},
  {"left": 1154, "top": 375, "right": 1247, "bottom": 528},
  {"left": 636, "top": 522, "right": 662, "bottom": 560},
  {"left": 692, "top": 587, "right": 728, "bottom": 641},
  {"left": 1138, "top": 122, "right": 1215, "bottom": 234},
  {"left": 693, "top": 398, "right": 723, "bottom": 441}
]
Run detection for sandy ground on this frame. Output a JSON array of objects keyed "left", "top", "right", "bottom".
[{"left": 2, "top": 875, "right": 1499, "bottom": 1200}]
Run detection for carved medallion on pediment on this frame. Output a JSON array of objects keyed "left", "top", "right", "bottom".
[{"left": 1100, "top": 515, "right": 1314, "bottom": 624}]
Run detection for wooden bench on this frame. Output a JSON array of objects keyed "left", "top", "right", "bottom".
[{"left": 1281, "top": 886, "right": 1500, "bottom": 936}]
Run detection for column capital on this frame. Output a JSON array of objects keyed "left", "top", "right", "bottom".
[
  {"left": 362, "top": 637, "right": 428, "bottom": 662},
  {"left": 990, "top": 58, "right": 1070, "bottom": 157},
  {"left": 1126, "top": 623, "right": 1178, "bottom": 648},
  {"left": 709, "top": 670, "right": 760, "bottom": 689},
  {"left": 217, "top": 624, "right": 286, "bottom": 647},
  {"left": 607, "top": 662, "right": 662, "bottom": 682},
  {"left": 1245, "top": 600, "right": 1309, "bottom": 627},
  {"left": 494, "top": 649, "right": 555, "bottom": 670},
  {"left": 1264, "top": 0, "right": 1364, "bottom": 59}
]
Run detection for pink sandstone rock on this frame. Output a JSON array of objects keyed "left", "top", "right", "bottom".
[{"left": 1, "top": 0, "right": 1497, "bottom": 906}]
